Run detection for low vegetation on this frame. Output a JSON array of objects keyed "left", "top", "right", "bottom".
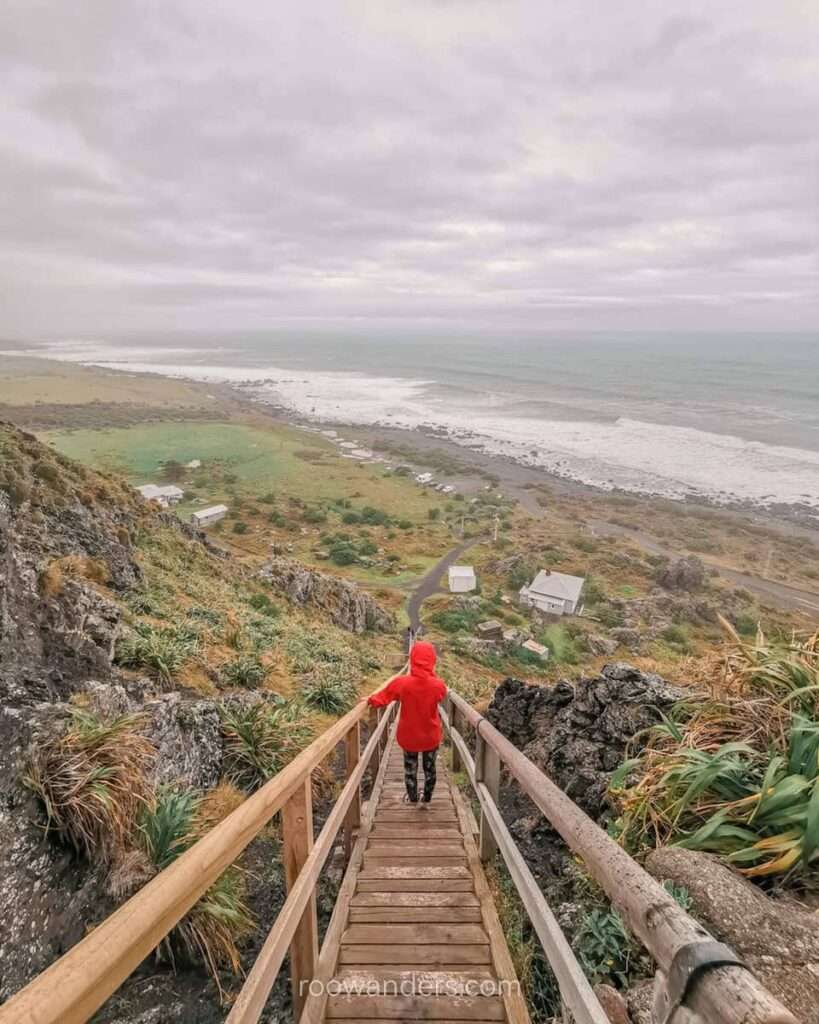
[
  {"left": 116, "top": 622, "right": 200, "bottom": 685},
  {"left": 138, "top": 785, "right": 254, "bottom": 993},
  {"left": 25, "top": 709, "right": 154, "bottom": 863},
  {"left": 220, "top": 701, "right": 314, "bottom": 791},
  {"left": 613, "top": 622, "right": 819, "bottom": 879}
]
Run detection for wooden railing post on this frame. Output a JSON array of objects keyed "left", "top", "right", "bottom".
[
  {"left": 368, "top": 705, "right": 381, "bottom": 777},
  {"left": 343, "top": 721, "right": 361, "bottom": 862},
  {"left": 281, "top": 777, "right": 318, "bottom": 1018},
  {"left": 449, "top": 696, "right": 462, "bottom": 773},
  {"left": 475, "top": 732, "right": 500, "bottom": 861}
]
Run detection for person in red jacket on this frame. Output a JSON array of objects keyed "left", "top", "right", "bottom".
[{"left": 368, "top": 641, "right": 447, "bottom": 804}]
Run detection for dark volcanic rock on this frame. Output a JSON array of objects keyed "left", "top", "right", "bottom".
[
  {"left": 487, "top": 663, "right": 685, "bottom": 820},
  {"left": 259, "top": 556, "right": 395, "bottom": 633}
]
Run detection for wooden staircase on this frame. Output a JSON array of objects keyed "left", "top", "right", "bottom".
[{"left": 317, "top": 737, "right": 529, "bottom": 1023}]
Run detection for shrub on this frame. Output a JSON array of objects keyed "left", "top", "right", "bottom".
[
  {"left": 360, "top": 506, "right": 389, "bottom": 525},
  {"left": 428, "top": 508, "right": 441, "bottom": 520},
  {"left": 397, "top": 519, "right": 413, "bottom": 530},
  {"left": 358, "top": 540, "right": 378, "bottom": 557},
  {"left": 221, "top": 702, "right": 312, "bottom": 791},
  {"left": 573, "top": 907, "right": 638, "bottom": 988},
  {"left": 25, "top": 709, "right": 153, "bottom": 863},
  {"left": 303, "top": 507, "right": 327, "bottom": 524},
  {"left": 116, "top": 623, "right": 199, "bottom": 685},
  {"left": 32, "top": 460, "right": 60, "bottom": 484},
  {"left": 232, "top": 521, "right": 249, "bottom": 535},
  {"left": 329, "top": 542, "right": 358, "bottom": 566},
  {"left": 268, "top": 510, "right": 286, "bottom": 526},
  {"left": 221, "top": 655, "right": 267, "bottom": 688},
  {"left": 248, "top": 593, "right": 279, "bottom": 616}
]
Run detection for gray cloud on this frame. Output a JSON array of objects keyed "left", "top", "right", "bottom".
[{"left": 0, "top": 0, "right": 817, "bottom": 335}]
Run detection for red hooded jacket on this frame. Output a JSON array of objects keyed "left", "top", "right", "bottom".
[{"left": 368, "top": 641, "right": 447, "bottom": 752}]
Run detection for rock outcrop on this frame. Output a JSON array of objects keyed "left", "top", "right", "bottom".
[
  {"left": 655, "top": 554, "right": 707, "bottom": 591},
  {"left": 259, "top": 556, "right": 395, "bottom": 633},
  {"left": 487, "top": 663, "right": 685, "bottom": 819}
]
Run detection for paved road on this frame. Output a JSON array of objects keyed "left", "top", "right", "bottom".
[
  {"left": 589, "top": 519, "right": 819, "bottom": 618},
  {"left": 406, "top": 537, "right": 483, "bottom": 629}
]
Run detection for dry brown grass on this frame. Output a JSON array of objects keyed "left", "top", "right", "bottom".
[
  {"left": 40, "top": 554, "right": 110, "bottom": 597},
  {"left": 25, "top": 709, "right": 154, "bottom": 863},
  {"left": 197, "top": 781, "right": 247, "bottom": 829}
]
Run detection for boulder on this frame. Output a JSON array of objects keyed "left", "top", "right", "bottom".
[
  {"left": 586, "top": 633, "right": 619, "bottom": 656},
  {"left": 655, "top": 555, "right": 707, "bottom": 592},
  {"left": 259, "top": 557, "right": 395, "bottom": 633},
  {"left": 646, "top": 847, "right": 819, "bottom": 1023}
]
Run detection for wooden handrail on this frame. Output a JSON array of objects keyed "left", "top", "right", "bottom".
[
  {"left": 226, "top": 704, "right": 396, "bottom": 1023},
  {"left": 0, "top": 680, "right": 401, "bottom": 1024},
  {"left": 444, "top": 691, "right": 797, "bottom": 1024}
]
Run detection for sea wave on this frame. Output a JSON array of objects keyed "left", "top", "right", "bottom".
[{"left": 10, "top": 348, "right": 819, "bottom": 513}]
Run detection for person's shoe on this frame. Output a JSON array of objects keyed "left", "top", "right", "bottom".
[{"left": 403, "top": 793, "right": 418, "bottom": 805}]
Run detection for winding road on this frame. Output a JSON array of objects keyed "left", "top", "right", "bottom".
[{"left": 406, "top": 537, "right": 483, "bottom": 629}]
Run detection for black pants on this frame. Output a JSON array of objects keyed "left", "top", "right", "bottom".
[{"left": 403, "top": 747, "right": 438, "bottom": 802}]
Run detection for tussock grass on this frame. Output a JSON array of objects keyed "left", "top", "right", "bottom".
[
  {"left": 221, "top": 701, "right": 313, "bottom": 791},
  {"left": 138, "top": 785, "right": 254, "bottom": 997},
  {"left": 116, "top": 622, "right": 199, "bottom": 685},
  {"left": 300, "top": 666, "right": 358, "bottom": 714},
  {"left": 25, "top": 709, "right": 154, "bottom": 863},
  {"left": 613, "top": 622, "right": 819, "bottom": 879}
]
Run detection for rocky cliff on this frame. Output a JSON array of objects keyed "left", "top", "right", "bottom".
[{"left": 260, "top": 555, "right": 395, "bottom": 633}]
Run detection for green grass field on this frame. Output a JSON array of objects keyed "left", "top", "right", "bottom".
[{"left": 44, "top": 420, "right": 449, "bottom": 521}]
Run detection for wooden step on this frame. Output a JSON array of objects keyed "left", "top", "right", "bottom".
[
  {"left": 339, "top": 945, "right": 492, "bottom": 965},
  {"left": 347, "top": 906, "right": 483, "bottom": 924},
  {"left": 325, "top": 994, "right": 504, "bottom": 1019},
  {"left": 342, "top": 923, "right": 488, "bottom": 946},
  {"left": 350, "top": 892, "right": 480, "bottom": 908}
]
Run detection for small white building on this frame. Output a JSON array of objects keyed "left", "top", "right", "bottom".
[
  {"left": 136, "top": 484, "right": 185, "bottom": 507},
  {"left": 448, "top": 565, "right": 477, "bottom": 593},
  {"left": 416, "top": 472, "right": 434, "bottom": 485},
  {"left": 191, "top": 504, "right": 228, "bottom": 527},
  {"left": 519, "top": 570, "right": 585, "bottom": 616}
]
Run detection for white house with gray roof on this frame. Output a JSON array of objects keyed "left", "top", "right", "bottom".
[{"left": 519, "top": 570, "right": 585, "bottom": 616}]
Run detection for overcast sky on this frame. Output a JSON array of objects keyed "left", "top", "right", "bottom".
[{"left": 1, "top": 0, "right": 817, "bottom": 336}]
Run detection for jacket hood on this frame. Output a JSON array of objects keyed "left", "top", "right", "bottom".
[{"left": 410, "top": 640, "right": 437, "bottom": 674}]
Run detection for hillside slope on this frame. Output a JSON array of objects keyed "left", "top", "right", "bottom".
[{"left": 0, "top": 423, "right": 397, "bottom": 1018}]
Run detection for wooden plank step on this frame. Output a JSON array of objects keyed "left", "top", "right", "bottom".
[
  {"left": 334, "top": 967, "right": 498, "bottom": 991},
  {"left": 365, "top": 844, "right": 465, "bottom": 858},
  {"left": 363, "top": 856, "right": 466, "bottom": 868},
  {"left": 339, "top": 945, "right": 492, "bottom": 965},
  {"left": 348, "top": 906, "right": 483, "bottom": 924},
  {"left": 343, "top": 923, "right": 488, "bottom": 946},
  {"left": 325, "top": 995, "right": 505, "bottom": 1019},
  {"left": 376, "top": 812, "right": 458, "bottom": 823},
  {"left": 350, "top": 892, "right": 480, "bottom": 908},
  {"left": 370, "top": 828, "right": 463, "bottom": 841},
  {"left": 356, "top": 878, "right": 474, "bottom": 892},
  {"left": 358, "top": 866, "right": 471, "bottom": 881}
]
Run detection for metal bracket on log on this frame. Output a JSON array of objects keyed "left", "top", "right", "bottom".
[{"left": 653, "top": 941, "right": 746, "bottom": 1024}]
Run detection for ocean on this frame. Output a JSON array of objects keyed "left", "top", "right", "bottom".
[{"left": 7, "top": 330, "right": 819, "bottom": 515}]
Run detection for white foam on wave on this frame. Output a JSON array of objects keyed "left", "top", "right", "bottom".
[{"left": 16, "top": 347, "right": 819, "bottom": 513}]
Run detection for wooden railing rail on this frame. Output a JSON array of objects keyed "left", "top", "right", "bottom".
[
  {"left": 226, "top": 703, "right": 396, "bottom": 1023},
  {"left": 443, "top": 691, "right": 796, "bottom": 1024},
  {"left": 0, "top": 679, "right": 401, "bottom": 1024}
]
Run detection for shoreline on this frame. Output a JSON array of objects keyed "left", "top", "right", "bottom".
[{"left": 244, "top": 394, "right": 819, "bottom": 538}]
